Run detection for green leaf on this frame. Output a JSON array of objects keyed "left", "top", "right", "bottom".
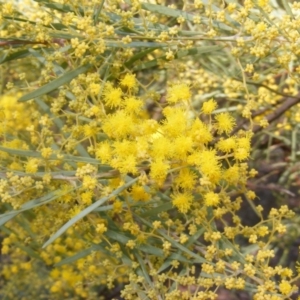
[
  {"left": 140, "top": 202, "right": 173, "bottom": 217},
  {"left": 14, "top": 242, "right": 41, "bottom": 260},
  {"left": 133, "top": 251, "right": 152, "bottom": 286},
  {"left": 18, "top": 63, "right": 92, "bottom": 102},
  {"left": 4, "top": 16, "right": 37, "bottom": 25},
  {"left": 0, "top": 146, "right": 100, "bottom": 164},
  {"left": 0, "top": 146, "right": 41, "bottom": 158},
  {"left": 93, "top": 0, "right": 105, "bottom": 25},
  {"left": 8, "top": 170, "right": 76, "bottom": 177},
  {"left": 158, "top": 253, "right": 190, "bottom": 273},
  {"left": 33, "top": 0, "right": 84, "bottom": 15},
  {"left": 16, "top": 215, "right": 38, "bottom": 240},
  {"left": 93, "top": 204, "right": 113, "bottom": 211},
  {"left": 124, "top": 48, "right": 157, "bottom": 68},
  {"left": 141, "top": 2, "right": 194, "bottom": 21},
  {"left": 51, "top": 23, "right": 68, "bottom": 30},
  {"left": 106, "top": 41, "right": 167, "bottom": 48},
  {"left": 105, "top": 230, "right": 132, "bottom": 244},
  {"left": 50, "top": 32, "right": 83, "bottom": 40},
  {"left": 42, "top": 177, "right": 139, "bottom": 248},
  {"left": 0, "top": 49, "right": 34, "bottom": 64},
  {"left": 158, "top": 227, "right": 205, "bottom": 273},
  {"left": 280, "top": 0, "right": 294, "bottom": 17},
  {"left": 0, "top": 188, "right": 73, "bottom": 226},
  {"left": 54, "top": 244, "right": 107, "bottom": 267},
  {"left": 136, "top": 216, "right": 206, "bottom": 263}
]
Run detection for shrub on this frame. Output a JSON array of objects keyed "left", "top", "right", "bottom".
[{"left": 0, "top": 0, "right": 300, "bottom": 299}]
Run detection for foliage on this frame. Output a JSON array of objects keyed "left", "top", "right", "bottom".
[{"left": 1, "top": 0, "right": 300, "bottom": 299}]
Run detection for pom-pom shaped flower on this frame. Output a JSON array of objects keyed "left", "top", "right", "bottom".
[
  {"left": 204, "top": 192, "right": 220, "bottom": 207},
  {"left": 202, "top": 99, "right": 218, "bottom": 114},
  {"left": 171, "top": 192, "right": 193, "bottom": 213},
  {"left": 279, "top": 280, "right": 293, "bottom": 295},
  {"left": 150, "top": 159, "right": 170, "bottom": 184},
  {"left": 215, "top": 112, "right": 235, "bottom": 135},
  {"left": 120, "top": 73, "right": 137, "bottom": 90},
  {"left": 131, "top": 185, "right": 150, "bottom": 202},
  {"left": 103, "top": 83, "right": 123, "bottom": 108},
  {"left": 102, "top": 110, "right": 136, "bottom": 139},
  {"left": 166, "top": 83, "right": 191, "bottom": 103},
  {"left": 216, "top": 137, "right": 236, "bottom": 153}
]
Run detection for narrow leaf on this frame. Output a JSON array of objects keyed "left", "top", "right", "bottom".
[
  {"left": 55, "top": 244, "right": 106, "bottom": 267},
  {"left": 106, "top": 41, "right": 167, "bottom": 48},
  {"left": 105, "top": 230, "right": 131, "bottom": 244},
  {"left": 136, "top": 216, "right": 206, "bottom": 263},
  {"left": 42, "top": 177, "right": 139, "bottom": 248},
  {"left": 140, "top": 202, "right": 173, "bottom": 217},
  {"left": 0, "top": 146, "right": 100, "bottom": 164},
  {"left": 93, "top": 0, "right": 105, "bottom": 24},
  {"left": 0, "top": 49, "right": 33, "bottom": 64},
  {"left": 124, "top": 48, "right": 157, "bottom": 68},
  {"left": 14, "top": 242, "right": 41, "bottom": 260},
  {"left": 141, "top": 2, "right": 194, "bottom": 21},
  {"left": 0, "top": 188, "right": 73, "bottom": 226},
  {"left": 18, "top": 63, "right": 92, "bottom": 102},
  {"left": 134, "top": 251, "right": 152, "bottom": 286},
  {"left": 280, "top": 0, "right": 294, "bottom": 17}
]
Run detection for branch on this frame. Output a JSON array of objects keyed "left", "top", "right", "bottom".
[
  {"left": 252, "top": 93, "right": 300, "bottom": 133},
  {"left": 231, "top": 92, "right": 300, "bottom": 135}
]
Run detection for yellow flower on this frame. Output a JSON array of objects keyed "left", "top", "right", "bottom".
[
  {"left": 174, "top": 168, "right": 197, "bottom": 190},
  {"left": 120, "top": 73, "right": 137, "bottom": 90},
  {"left": 189, "top": 118, "right": 213, "bottom": 145},
  {"left": 89, "top": 82, "right": 100, "bottom": 96},
  {"left": 151, "top": 136, "right": 173, "bottom": 159},
  {"left": 171, "top": 192, "right": 193, "bottom": 213},
  {"left": 103, "top": 83, "right": 123, "bottom": 108},
  {"left": 197, "top": 149, "right": 222, "bottom": 183},
  {"left": 25, "top": 158, "right": 39, "bottom": 173},
  {"left": 95, "top": 142, "right": 112, "bottom": 163},
  {"left": 96, "top": 223, "right": 107, "bottom": 234},
  {"left": 83, "top": 124, "right": 98, "bottom": 137},
  {"left": 279, "top": 280, "right": 292, "bottom": 295},
  {"left": 215, "top": 112, "right": 235, "bottom": 135},
  {"left": 111, "top": 155, "right": 137, "bottom": 174},
  {"left": 0, "top": 93, "right": 36, "bottom": 133},
  {"left": 216, "top": 137, "right": 236, "bottom": 153},
  {"left": 82, "top": 175, "right": 97, "bottom": 190},
  {"left": 173, "top": 135, "right": 193, "bottom": 159},
  {"left": 162, "top": 107, "right": 188, "bottom": 137},
  {"left": 234, "top": 147, "right": 249, "bottom": 161},
  {"left": 150, "top": 159, "right": 170, "bottom": 183},
  {"left": 204, "top": 192, "right": 220, "bottom": 207},
  {"left": 131, "top": 185, "right": 150, "bottom": 202},
  {"left": 123, "top": 96, "right": 143, "bottom": 114},
  {"left": 166, "top": 83, "right": 191, "bottom": 103},
  {"left": 102, "top": 110, "right": 136, "bottom": 139},
  {"left": 246, "top": 190, "right": 256, "bottom": 200},
  {"left": 41, "top": 147, "right": 53, "bottom": 159},
  {"left": 80, "top": 191, "right": 93, "bottom": 205},
  {"left": 202, "top": 99, "right": 218, "bottom": 114},
  {"left": 223, "top": 165, "right": 240, "bottom": 184}
]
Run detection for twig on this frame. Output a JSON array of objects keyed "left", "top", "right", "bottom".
[
  {"left": 231, "top": 92, "right": 300, "bottom": 135},
  {"left": 252, "top": 94, "right": 300, "bottom": 133}
]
